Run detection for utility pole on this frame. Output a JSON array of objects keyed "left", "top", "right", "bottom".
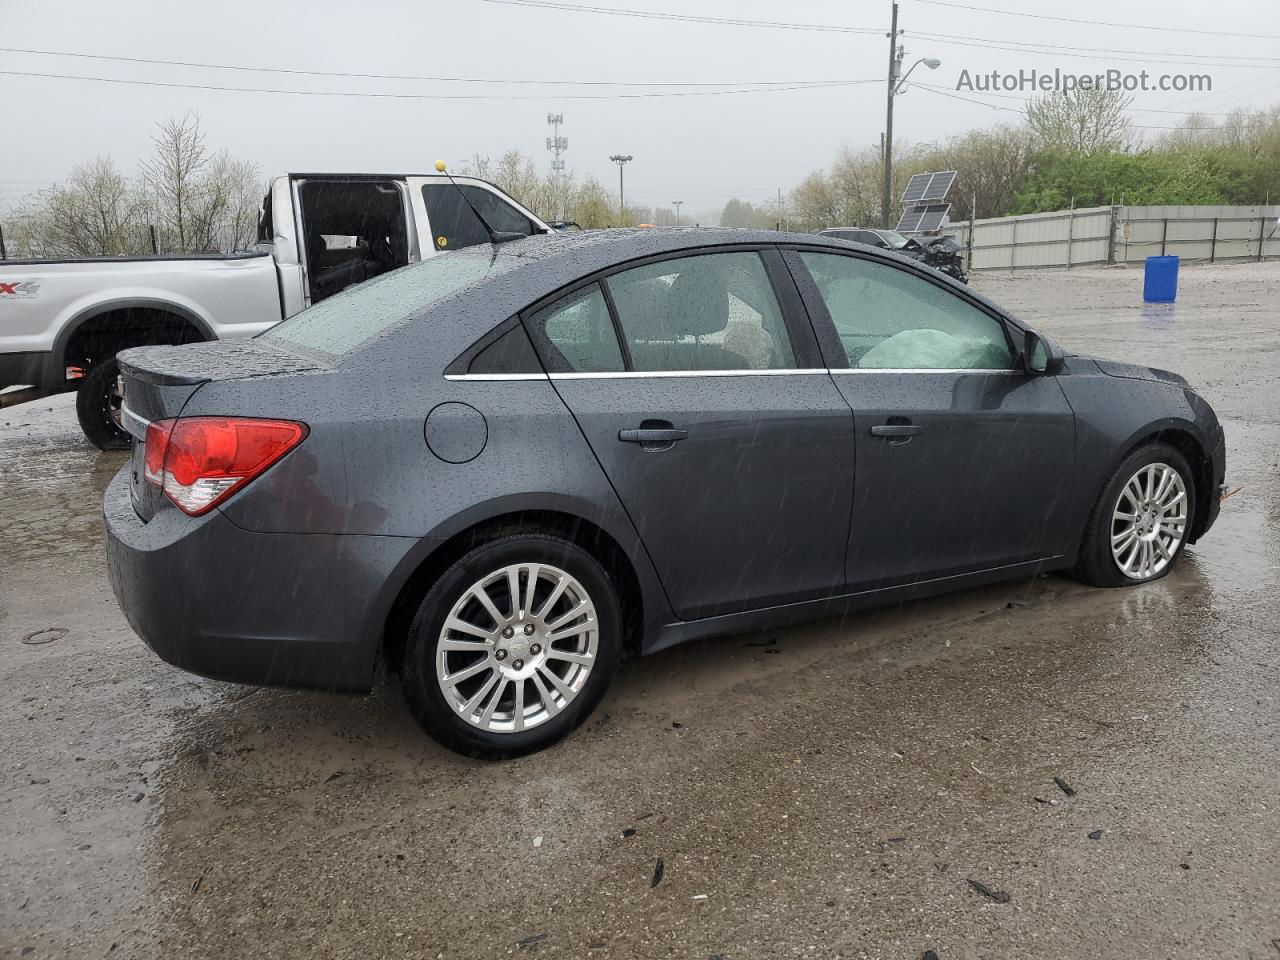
[
  {"left": 881, "top": 0, "right": 901, "bottom": 229},
  {"left": 609, "top": 154, "right": 632, "bottom": 221},
  {"left": 546, "top": 113, "right": 568, "bottom": 219},
  {"left": 672, "top": 200, "right": 683, "bottom": 226}
]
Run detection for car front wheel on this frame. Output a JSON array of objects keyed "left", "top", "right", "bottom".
[
  {"left": 400, "top": 534, "right": 621, "bottom": 758},
  {"left": 1074, "top": 443, "right": 1196, "bottom": 587}
]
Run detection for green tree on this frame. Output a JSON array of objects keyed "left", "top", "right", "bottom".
[{"left": 1025, "top": 87, "right": 1133, "bottom": 155}]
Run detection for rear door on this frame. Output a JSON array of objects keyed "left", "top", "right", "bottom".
[
  {"left": 784, "top": 247, "right": 1076, "bottom": 589},
  {"left": 291, "top": 176, "right": 415, "bottom": 306},
  {"left": 523, "top": 247, "right": 856, "bottom": 621}
]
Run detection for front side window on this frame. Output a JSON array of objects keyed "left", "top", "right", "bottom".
[
  {"left": 527, "top": 283, "right": 624, "bottom": 373},
  {"left": 798, "top": 251, "right": 1014, "bottom": 370},
  {"left": 605, "top": 252, "right": 796, "bottom": 371},
  {"left": 422, "top": 184, "right": 537, "bottom": 252}
]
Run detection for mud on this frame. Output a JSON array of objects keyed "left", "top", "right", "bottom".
[{"left": 2, "top": 260, "right": 1278, "bottom": 959}]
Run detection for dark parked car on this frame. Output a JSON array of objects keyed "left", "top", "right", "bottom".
[
  {"left": 819, "top": 226, "right": 968, "bottom": 282},
  {"left": 105, "top": 228, "right": 1225, "bottom": 757}
]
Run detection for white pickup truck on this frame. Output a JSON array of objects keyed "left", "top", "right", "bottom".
[{"left": 0, "top": 171, "right": 550, "bottom": 447}]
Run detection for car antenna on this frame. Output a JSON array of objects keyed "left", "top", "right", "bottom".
[{"left": 434, "top": 159, "right": 524, "bottom": 248}]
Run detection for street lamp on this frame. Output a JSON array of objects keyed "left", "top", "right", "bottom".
[
  {"left": 672, "top": 200, "right": 684, "bottom": 226},
  {"left": 609, "top": 154, "right": 633, "bottom": 221},
  {"left": 899, "top": 57, "right": 942, "bottom": 91},
  {"left": 881, "top": 4, "right": 941, "bottom": 227}
]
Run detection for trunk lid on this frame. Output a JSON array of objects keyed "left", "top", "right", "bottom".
[{"left": 118, "top": 339, "right": 325, "bottom": 521}]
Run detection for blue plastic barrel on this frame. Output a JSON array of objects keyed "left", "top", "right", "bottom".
[{"left": 1143, "top": 255, "right": 1179, "bottom": 303}]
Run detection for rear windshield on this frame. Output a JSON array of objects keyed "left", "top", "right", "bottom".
[{"left": 264, "top": 251, "right": 517, "bottom": 355}]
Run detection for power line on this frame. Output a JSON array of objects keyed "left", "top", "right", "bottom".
[
  {"left": 915, "top": 0, "right": 1280, "bottom": 41},
  {"left": 1166, "top": 67, "right": 1280, "bottom": 111},
  {"left": 911, "top": 33, "right": 1280, "bottom": 70},
  {"left": 0, "top": 46, "right": 864, "bottom": 87},
  {"left": 913, "top": 84, "right": 1224, "bottom": 130},
  {"left": 911, "top": 82, "right": 1245, "bottom": 116},
  {"left": 470, "top": 0, "right": 1280, "bottom": 67},
  {"left": 475, "top": 0, "right": 881, "bottom": 33},
  {"left": 911, "top": 31, "right": 1280, "bottom": 65},
  {"left": 0, "top": 69, "right": 879, "bottom": 100}
]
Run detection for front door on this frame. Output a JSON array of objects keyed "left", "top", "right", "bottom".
[
  {"left": 785, "top": 248, "right": 1077, "bottom": 589},
  {"left": 523, "top": 248, "right": 856, "bottom": 621}
]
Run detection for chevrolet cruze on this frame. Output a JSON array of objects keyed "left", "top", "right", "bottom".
[{"left": 105, "top": 228, "right": 1225, "bottom": 757}]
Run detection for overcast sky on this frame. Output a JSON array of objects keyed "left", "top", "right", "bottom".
[{"left": 3, "top": 0, "right": 1279, "bottom": 222}]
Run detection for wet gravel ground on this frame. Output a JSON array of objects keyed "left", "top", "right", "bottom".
[{"left": 2, "top": 260, "right": 1278, "bottom": 960}]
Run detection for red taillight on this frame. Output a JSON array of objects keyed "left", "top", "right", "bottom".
[{"left": 143, "top": 416, "right": 307, "bottom": 516}]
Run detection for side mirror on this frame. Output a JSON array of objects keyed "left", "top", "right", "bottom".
[{"left": 1023, "top": 329, "right": 1065, "bottom": 376}]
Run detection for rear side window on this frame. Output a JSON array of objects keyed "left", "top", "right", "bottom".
[
  {"left": 468, "top": 323, "right": 543, "bottom": 375},
  {"left": 422, "top": 184, "right": 537, "bottom": 252},
  {"left": 798, "top": 251, "right": 1013, "bottom": 370},
  {"left": 605, "top": 252, "right": 796, "bottom": 371},
  {"left": 527, "top": 284, "right": 624, "bottom": 373}
]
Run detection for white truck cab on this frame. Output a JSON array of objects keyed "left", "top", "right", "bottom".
[{"left": 0, "top": 172, "right": 549, "bottom": 448}]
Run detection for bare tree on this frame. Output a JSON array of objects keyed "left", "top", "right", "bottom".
[
  {"left": 140, "top": 113, "right": 215, "bottom": 252},
  {"left": 200, "top": 152, "right": 264, "bottom": 252},
  {"left": 908, "top": 125, "right": 1038, "bottom": 219},
  {"left": 1025, "top": 88, "right": 1133, "bottom": 155},
  {"left": 9, "top": 157, "right": 147, "bottom": 257}
]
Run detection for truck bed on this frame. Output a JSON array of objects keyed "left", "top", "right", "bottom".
[{"left": 0, "top": 251, "right": 283, "bottom": 391}]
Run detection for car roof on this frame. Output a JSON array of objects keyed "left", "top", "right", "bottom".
[{"left": 489, "top": 226, "right": 854, "bottom": 266}]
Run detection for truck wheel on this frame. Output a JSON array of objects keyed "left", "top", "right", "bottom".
[{"left": 76, "top": 357, "right": 130, "bottom": 450}]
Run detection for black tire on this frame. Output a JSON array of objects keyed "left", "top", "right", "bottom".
[
  {"left": 1073, "top": 442, "right": 1196, "bottom": 588},
  {"left": 400, "top": 534, "right": 622, "bottom": 759},
  {"left": 76, "top": 356, "right": 130, "bottom": 451}
]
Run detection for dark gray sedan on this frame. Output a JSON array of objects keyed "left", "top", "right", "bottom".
[{"left": 105, "top": 228, "right": 1226, "bottom": 757}]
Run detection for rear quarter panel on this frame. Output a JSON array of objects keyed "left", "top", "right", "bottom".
[{"left": 190, "top": 368, "right": 676, "bottom": 644}]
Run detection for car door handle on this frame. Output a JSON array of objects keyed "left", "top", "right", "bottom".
[
  {"left": 619, "top": 427, "right": 688, "bottom": 444},
  {"left": 870, "top": 424, "right": 923, "bottom": 438}
]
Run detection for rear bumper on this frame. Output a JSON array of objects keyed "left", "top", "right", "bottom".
[
  {"left": 103, "top": 466, "right": 419, "bottom": 692},
  {"left": 0, "top": 350, "right": 62, "bottom": 391}
]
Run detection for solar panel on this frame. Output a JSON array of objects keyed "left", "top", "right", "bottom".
[
  {"left": 895, "top": 202, "right": 951, "bottom": 234},
  {"left": 901, "top": 173, "right": 933, "bottom": 204},
  {"left": 899, "top": 169, "right": 957, "bottom": 204},
  {"left": 895, "top": 205, "right": 928, "bottom": 233},
  {"left": 920, "top": 170, "right": 957, "bottom": 202},
  {"left": 918, "top": 203, "right": 951, "bottom": 232}
]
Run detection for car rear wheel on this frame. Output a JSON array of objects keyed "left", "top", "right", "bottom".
[
  {"left": 400, "top": 534, "right": 621, "bottom": 758},
  {"left": 1074, "top": 443, "right": 1196, "bottom": 587},
  {"left": 76, "top": 356, "right": 130, "bottom": 451}
]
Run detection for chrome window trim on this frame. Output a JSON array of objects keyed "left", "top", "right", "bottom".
[
  {"left": 549, "top": 368, "right": 829, "bottom": 380},
  {"left": 831, "top": 368, "right": 1019, "bottom": 375},
  {"left": 444, "top": 367, "right": 1024, "bottom": 381},
  {"left": 443, "top": 373, "right": 550, "bottom": 382},
  {"left": 119, "top": 404, "right": 151, "bottom": 441}
]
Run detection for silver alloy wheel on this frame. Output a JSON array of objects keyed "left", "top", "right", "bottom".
[
  {"left": 435, "top": 562, "right": 598, "bottom": 733},
  {"left": 1111, "top": 461, "right": 1189, "bottom": 581}
]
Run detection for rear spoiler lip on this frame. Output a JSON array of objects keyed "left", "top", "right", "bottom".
[{"left": 117, "top": 348, "right": 209, "bottom": 387}]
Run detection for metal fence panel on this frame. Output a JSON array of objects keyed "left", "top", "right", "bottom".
[{"left": 951, "top": 204, "right": 1280, "bottom": 272}]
